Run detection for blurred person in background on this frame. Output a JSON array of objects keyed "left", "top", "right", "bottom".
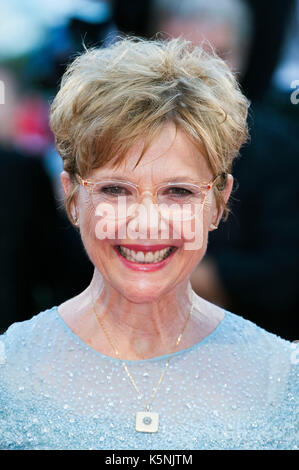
[
  {"left": 0, "top": 1, "right": 117, "bottom": 331},
  {"left": 265, "top": 0, "right": 299, "bottom": 130},
  {"left": 0, "top": 67, "right": 74, "bottom": 332},
  {"left": 0, "top": 144, "right": 67, "bottom": 333},
  {"left": 140, "top": 0, "right": 299, "bottom": 340},
  {"left": 0, "top": 69, "right": 18, "bottom": 147},
  {"left": 149, "top": 0, "right": 253, "bottom": 74}
]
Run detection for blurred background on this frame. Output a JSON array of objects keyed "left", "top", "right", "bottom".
[{"left": 0, "top": 0, "right": 298, "bottom": 339}]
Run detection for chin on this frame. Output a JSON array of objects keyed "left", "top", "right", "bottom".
[{"left": 115, "top": 279, "right": 170, "bottom": 304}]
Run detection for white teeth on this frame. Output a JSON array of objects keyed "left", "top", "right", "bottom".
[
  {"left": 136, "top": 251, "right": 145, "bottom": 262},
  {"left": 144, "top": 252, "right": 154, "bottom": 262},
  {"left": 118, "top": 246, "right": 173, "bottom": 263}
]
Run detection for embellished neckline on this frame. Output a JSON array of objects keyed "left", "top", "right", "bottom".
[{"left": 52, "top": 306, "right": 229, "bottom": 364}]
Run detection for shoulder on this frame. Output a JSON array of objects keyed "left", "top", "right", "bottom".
[
  {"left": 199, "top": 296, "right": 298, "bottom": 387},
  {"left": 192, "top": 288, "right": 291, "bottom": 346},
  {"left": 0, "top": 307, "right": 58, "bottom": 368},
  {"left": 0, "top": 307, "right": 61, "bottom": 448},
  {"left": 218, "top": 310, "right": 298, "bottom": 447},
  {"left": 192, "top": 292, "right": 297, "bottom": 381},
  {"left": 0, "top": 306, "right": 58, "bottom": 338},
  {"left": 221, "top": 308, "right": 297, "bottom": 361},
  {"left": 222, "top": 310, "right": 298, "bottom": 407},
  {"left": 0, "top": 307, "right": 59, "bottom": 442}
]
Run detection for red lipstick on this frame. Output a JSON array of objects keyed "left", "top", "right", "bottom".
[
  {"left": 113, "top": 245, "right": 178, "bottom": 272},
  {"left": 117, "top": 244, "right": 175, "bottom": 252}
]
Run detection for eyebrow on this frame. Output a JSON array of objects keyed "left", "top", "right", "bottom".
[
  {"left": 91, "top": 175, "right": 201, "bottom": 184},
  {"left": 161, "top": 176, "right": 199, "bottom": 183}
]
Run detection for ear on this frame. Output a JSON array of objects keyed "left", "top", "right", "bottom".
[
  {"left": 221, "top": 173, "right": 234, "bottom": 206},
  {"left": 60, "top": 171, "right": 79, "bottom": 223},
  {"left": 60, "top": 170, "right": 72, "bottom": 196},
  {"left": 211, "top": 174, "right": 234, "bottom": 227}
]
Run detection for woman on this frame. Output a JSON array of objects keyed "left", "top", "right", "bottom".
[{"left": 0, "top": 37, "right": 297, "bottom": 450}]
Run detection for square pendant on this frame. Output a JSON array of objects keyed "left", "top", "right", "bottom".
[{"left": 135, "top": 411, "right": 159, "bottom": 433}]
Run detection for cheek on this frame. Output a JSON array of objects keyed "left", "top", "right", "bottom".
[
  {"left": 171, "top": 206, "right": 211, "bottom": 273},
  {"left": 94, "top": 219, "right": 119, "bottom": 241},
  {"left": 178, "top": 204, "right": 211, "bottom": 251},
  {"left": 78, "top": 203, "right": 120, "bottom": 270},
  {"left": 78, "top": 201, "right": 103, "bottom": 253}
]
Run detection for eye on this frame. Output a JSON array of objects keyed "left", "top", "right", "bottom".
[
  {"left": 165, "top": 187, "right": 194, "bottom": 197},
  {"left": 98, "top": 184, "right": 132, "bottom": 197}
]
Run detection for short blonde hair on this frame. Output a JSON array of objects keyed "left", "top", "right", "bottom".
[{"left": 49, "top": 36, "right": 249, "bottom": 225}]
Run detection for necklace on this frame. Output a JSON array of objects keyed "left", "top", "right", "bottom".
[{"left": 91, "top": 291, "right": 193, "bottom": 433}]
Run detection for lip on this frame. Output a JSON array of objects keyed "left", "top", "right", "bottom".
[{"left": 113, "top": 245, "right": 178, "bottom": 272}]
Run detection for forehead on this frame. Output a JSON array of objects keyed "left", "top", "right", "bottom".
[{"left": 93, "top": 123, "right": 212, "bottom": 182}]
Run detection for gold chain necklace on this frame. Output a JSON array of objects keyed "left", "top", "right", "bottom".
[{"left": 91, "top": 290, "right": 193, "bottom": 433}]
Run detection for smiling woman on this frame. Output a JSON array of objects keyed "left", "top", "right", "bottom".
[{"left": 0, "top": 36, "right": 297, "bottom": 450}]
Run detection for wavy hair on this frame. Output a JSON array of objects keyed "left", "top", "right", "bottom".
[{"left": 50, "top": 35, "right": 249, "bottom": 224}]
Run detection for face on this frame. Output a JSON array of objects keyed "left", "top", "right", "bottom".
[{"left": 61, "top": 122, "right": 232, "bottom": 303}]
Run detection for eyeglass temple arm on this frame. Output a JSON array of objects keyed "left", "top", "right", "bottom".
[{"left": 76, "top": 175, "right": 93, "bottom": 187}]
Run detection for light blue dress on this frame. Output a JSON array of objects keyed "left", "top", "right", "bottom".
[{"left": 0, "top": 302, "right": 298, "bottom": 450}]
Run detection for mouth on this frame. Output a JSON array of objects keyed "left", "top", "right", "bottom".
[{"left": 116, "top": 245, "right": 176, "bottom": 264}]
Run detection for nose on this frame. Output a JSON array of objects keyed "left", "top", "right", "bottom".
[
  {"left": 138, "top": 191, "right": 160, "bottom": 231},
  {"left": 127, "top": 190, "right": 167, "bottom": 238},
  {"left": 141, "top": 189, "right": 154, "bottom": 201}
]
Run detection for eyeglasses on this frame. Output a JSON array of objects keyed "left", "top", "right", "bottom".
[{"left": 77, "top": 173, "right": 225, "bottom": 221}]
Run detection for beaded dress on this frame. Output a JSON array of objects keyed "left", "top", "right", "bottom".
[{"left": 0, "top": 291, "right": 298, "bottom": 450}]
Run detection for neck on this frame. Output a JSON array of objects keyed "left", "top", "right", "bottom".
[{"left": 88, "top": 269, "right": 194, "bottom": 359}]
